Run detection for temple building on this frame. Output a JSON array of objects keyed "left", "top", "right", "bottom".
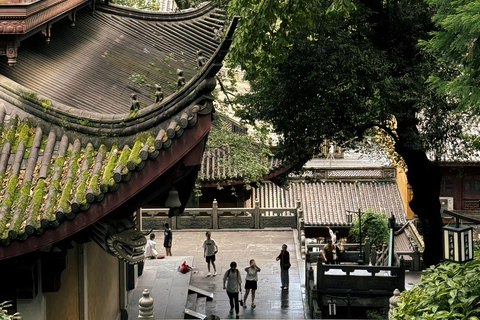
[{"left": 0, "top": 0, "right": 237, "bottom": 318}]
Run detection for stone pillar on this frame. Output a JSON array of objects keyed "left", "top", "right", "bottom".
[
  {"left": 254, "top": 200, "right": 260, "bottom": 229},
  {"left": 412, "top": 243, "right": 420, "bottom": 271},
  {"left": 370, "top": 244, "right": 377, "bottom": 266},
  {"left": 364, "top": 237, "right": 370, "bottom": 264},
  {"left": 138, "top": 289, "right": 154, "bottom": 319},
  {"left": 388, "top": 288, "right": 401, "bottom": 319},
  {"left": 212, "top": 199, "right": 218, "bottom": 229}
]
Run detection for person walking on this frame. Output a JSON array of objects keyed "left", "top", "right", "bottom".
[
  {"left": 163, "top": 223, "right": 172, "bottom": 256},
  {"left": 203, "top": 231, "right": 218, "bottom": 277},
  {"left": 223, "top": 261, "right": 242, "bottom": 317},
  {"left": 144, "top": 233, "right": 159, "bottom": 259},
  {"left": 276, "top": 244, "right": 291, "bottom": 290},
  {"left": 243, "top": 259, "right": 260, "bottom": 308}
]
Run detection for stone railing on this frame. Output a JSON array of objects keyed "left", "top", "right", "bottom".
[{"left": 141, "top": 199, "right": 306, "bottom": 256}]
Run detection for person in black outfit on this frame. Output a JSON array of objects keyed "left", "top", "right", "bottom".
[{"left": 276, "top": 244, "right": 291, "bottom": 290}]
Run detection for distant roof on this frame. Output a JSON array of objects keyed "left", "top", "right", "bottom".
[
  {"left": 246, "top": 180, "right": 406, "bottom": 226},
  {"left": 200, "top": 148, "right": 288, "bottom": 187},
  {"left": 305, "top": 149, "right": 391, "bottom": 169}
]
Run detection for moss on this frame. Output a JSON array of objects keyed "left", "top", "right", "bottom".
[
  {"left": 75, "top": 182, "right": 86, "bottom": 204},
  {"left": 146, "top": 135, "right": 155, "bottom": 152},
  {"left": 117, "top": 147, "right": 131, "bottom": 167},
  {"left": 54, "top": 156, "right": 65, "bottom": 167},
  {"left": 128, "top": 140, "right": 143, "bottom": 165},
  {"left": 0, "top": 175, "right": 18, "bottom": 234},
  {"left": 5, "top": 120, "right": 18, "bottom": 143},
  {"left": 12, "top": 181, "right": 32, "bottom": 232},
  {"left": 20, "top": 91, "right": 38, "bottom": 103},
  {"left": 40, "top": 134, "right": 48, "bottom": 150},
  {"left": 79, "top": 119, "right": 90, "bottom": 126},
  {"left": 39, "top": 99, "right": 51, "bottom": 112},
  {"left": 102, "top": 145, "right": 119, "bottom": 187},
  {"left": 89, "top": 173, "right": 100, "bottom": 195},
  {"left": 30, "top": 179, "right": 45, "bottom": 226},
  {"left": 59, "top": 179, "right": 74, "bottom": 213},
  {"left": 6, "top": 175, "right": 18, "bottom": 195},
  {"left": 43, "top": 190, "right": 58, "bottom": 221}
]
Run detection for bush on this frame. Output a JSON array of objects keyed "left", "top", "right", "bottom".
[
  {"left": 349, "top": 208, "right": 389, "bottom": 246},
  {"left": 391, "top": 258, "right": 480, "bottom": 319},
  {"left": 0, "top": 301, "right": 21, "bottom": 320}
]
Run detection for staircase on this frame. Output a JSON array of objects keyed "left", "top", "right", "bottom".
[{"left": 184, "top": 285, "right": 214, "bottom": 319}]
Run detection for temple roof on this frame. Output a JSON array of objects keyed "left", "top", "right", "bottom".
[
  {"left": 200, "top": 147, "right": 288, "bottom": 187},
  {"left": 0, "top": 3, "right": 226, "bottom": 114},
  {"left": 246, "top": 180, "right": 406, "bottom": 226},
  {"left": 0, "top": 3, "right": 238, "bottom": 260}
]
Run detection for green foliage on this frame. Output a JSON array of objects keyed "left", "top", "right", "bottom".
[
  {"left": 12, "top": 181, "right": 32, "bottom": 232},
  {"left": 0, "top": 301, "right": 20, "bottom": 320},
  {"left": 102, "top": 145, "right": 119, "bottom": 187},
  {"left": 422, "top": 0, "right": 480, "bottom": 110},
  {"left": 118, "top": 146, "right": 131, "bottom": 166},
  {"left": 204, "top": 114, "right": 273, "bottom": 186},
  {"left": 392, "top": 260, "right": 480, "bottom": 319},
  {"left": 128, "top": 140, "right": 143, "bottom": 165},
  {"left": 349, "top": 208, "right": 389, "bottom": 246},
  {"left": 30, "top": 179, "right": 45, "bottom": 227}
]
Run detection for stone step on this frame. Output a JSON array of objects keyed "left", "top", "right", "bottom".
[
  {"left": 186, "top": 293, "right": 198, "bottom": 311},
  {"left": 184, "top": 308, "right": 206, "bottom": 320},
  {"left": 188, "top": 285, "right": 214, "bottom": 301},
  {"left": 196, "top": 296, "right": 207, "bottom": 316}
]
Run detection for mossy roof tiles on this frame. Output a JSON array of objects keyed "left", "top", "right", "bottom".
[{"left": 0, "top": 3, "right": 238, "bottom": 258}]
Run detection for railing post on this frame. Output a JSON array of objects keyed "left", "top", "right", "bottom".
[
  {"left": 388, "top": 289, "right": 401, "bottom": 319},
  {"left": 364, "top": 237, "right": 370, "bottom": 264},
  {"left": 138, "top": 289, "right": 154, "bottom": 319},
  {"left": 254, "top": 200, "right": 261, "bottom": 229},
  {"left": 212, "top": 199, "right": 218, "bottom": 229},
  {"left": 412, "top": 243, "right": 420, "bottom": 271},
  {"left": 170, "top": 216, "right": 176, "bottom": 230},
  {"left": 371, "top": 244, "right": 377, "bottom": 265}
]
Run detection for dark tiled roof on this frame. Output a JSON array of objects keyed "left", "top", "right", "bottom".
[
  {"left": 246, "top": 181, "right": 406, "bottom": 226},
  {"left": 0, "top": 3, "right": 226, "bottom": 114},
  {"left": 200, "top": 147, "right": 285, "bottom": 185},
  {"left": 0, "top": 5, "right": 238, "bottom": 258}
]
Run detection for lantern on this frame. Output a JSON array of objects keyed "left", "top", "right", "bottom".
[{"left": 443, "top": 224, "right": 473, "bottom": 263}]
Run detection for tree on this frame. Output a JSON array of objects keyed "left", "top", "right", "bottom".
[
  {"left": 226, "top": 0, "right": 464, "bottom": 266},
  {"left": 422, "top": 0, "right": 480, "bottom": 109},
  {"left": 349, "top": 209, "right": 389, "bottom": 247}
]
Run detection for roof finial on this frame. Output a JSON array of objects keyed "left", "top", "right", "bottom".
[
  {"left": 130, "top": 93, "right": 140, "bottom": 112},
  {"left": 177, "top": 69, "right": 186, "bottom": 91}
]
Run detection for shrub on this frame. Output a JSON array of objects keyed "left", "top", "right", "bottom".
[
  {"left": 349, "top": 208, "right": 389, "bottom": 246},
  {"left": 391, "top": 259, "right": 480, "bottom": 319}
]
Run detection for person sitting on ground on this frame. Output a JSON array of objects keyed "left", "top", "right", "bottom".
[{"left": 144, "top": 233, "right": 159, "bottom": 259}]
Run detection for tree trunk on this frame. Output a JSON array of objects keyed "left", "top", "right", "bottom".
[{"left": 395, "top": 125, "right": 443, "bottom": 266}]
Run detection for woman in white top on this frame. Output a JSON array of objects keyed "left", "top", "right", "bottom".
[{"left": 243, "top": 259, "right": 261, "bottom": 308}]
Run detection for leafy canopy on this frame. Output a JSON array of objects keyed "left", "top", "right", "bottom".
[
  {"left": 422, "top": 0, "right": 480, "bottom": 110},
  {"left": 349, "top": 208, "right": 389, "bottom": 246}
]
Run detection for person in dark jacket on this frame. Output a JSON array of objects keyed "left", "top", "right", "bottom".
[{"left": 276, "top": 244, "right": 291, "bottom": 290}]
